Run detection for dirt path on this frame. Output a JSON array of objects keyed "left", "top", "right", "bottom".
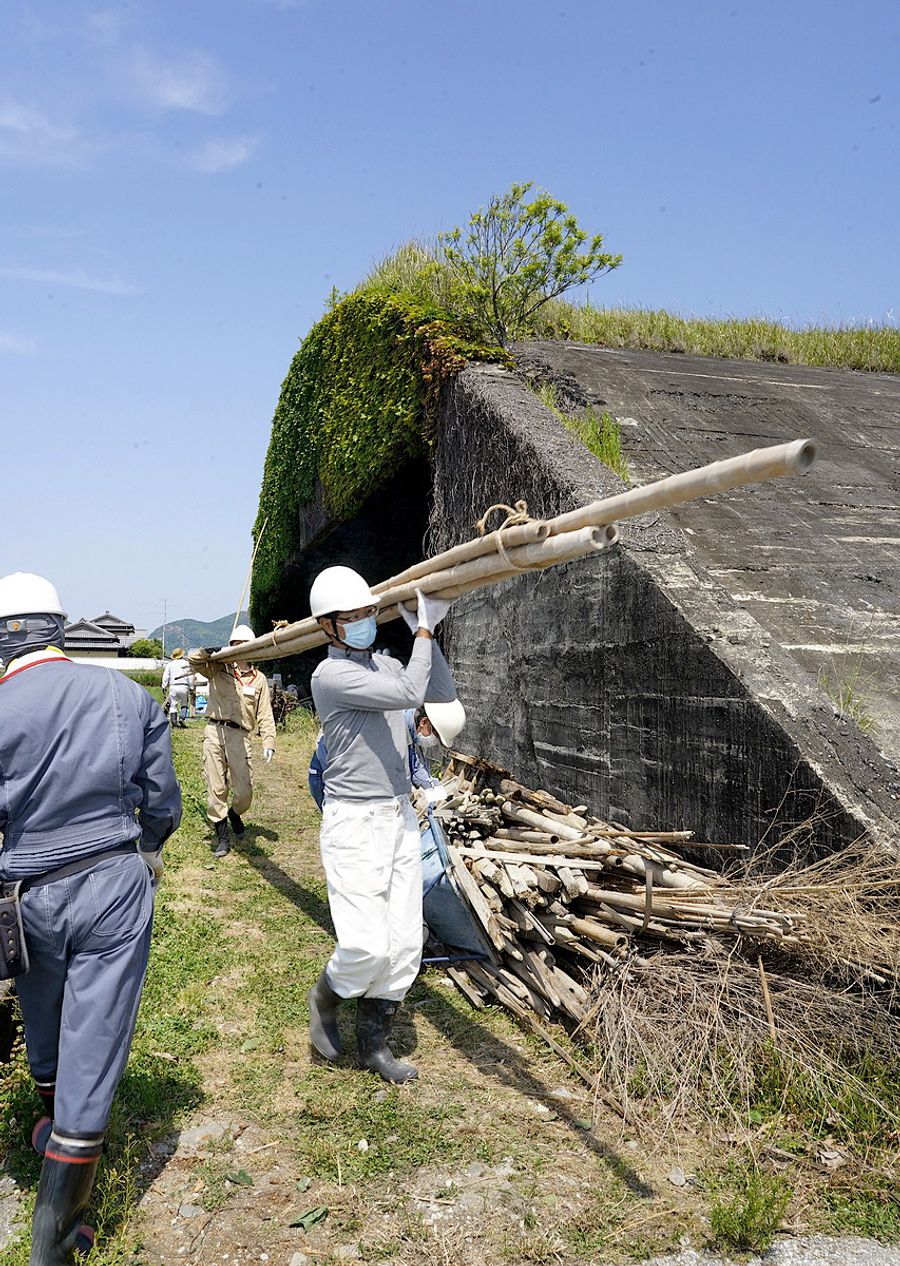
[{"left": 128, "top": 719, "right": 703, "bottom": 1266}]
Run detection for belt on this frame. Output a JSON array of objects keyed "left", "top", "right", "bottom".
[
  {"left": 206, "top": 718, "right": 248, "bottom": 732},
  {"left": 5, "top": 844, "right": 139, "bottom": 897}
]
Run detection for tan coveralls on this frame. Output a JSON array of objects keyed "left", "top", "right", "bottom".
[{"left": 188, "top": 653, "right": 276, "bottom": 824}]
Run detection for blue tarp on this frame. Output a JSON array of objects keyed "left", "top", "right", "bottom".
[{"left": 421, "top": 807, "right": 492, "bottom": 958}]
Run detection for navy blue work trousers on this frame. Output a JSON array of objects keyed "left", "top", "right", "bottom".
[{"left": 16, "top": 852, "right": 154, "bottom": 1137}]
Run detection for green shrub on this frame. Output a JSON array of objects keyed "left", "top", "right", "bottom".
[
  {"left": 437, "top": 181, "right": 620, "bottom": 346},
  {"left": 708, "top": 1162, "right": 792, "bottom": 1252},
  {"left": 128, "top": 638, "right": 162, "bottom": 658}
]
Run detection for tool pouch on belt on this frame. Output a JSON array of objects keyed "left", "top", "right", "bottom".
[{"left": 0, "top": 882, "right": 29, "bottom": 979}]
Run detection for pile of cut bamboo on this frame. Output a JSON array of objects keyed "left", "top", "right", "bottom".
[
  {"left": 212, "top": 438, "right": 816, "bottom": 665},
  {"left": 430, "top": 755, "right": 803, "bottom": 1028}
]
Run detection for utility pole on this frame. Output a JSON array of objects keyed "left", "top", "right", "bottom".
[{"left": 161, "top": 599, "right": 166, "bottom": 662}]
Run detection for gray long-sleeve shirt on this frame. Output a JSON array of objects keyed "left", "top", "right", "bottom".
[{"left": 311, "top": 636, "right": 457, "bottom": 802}]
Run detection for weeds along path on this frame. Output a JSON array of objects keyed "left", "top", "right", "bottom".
[{"left": 122, "top": 715, "right": 699, "bottom": 1266}]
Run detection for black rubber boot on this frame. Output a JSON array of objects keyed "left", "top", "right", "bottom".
[
  {"left": 308, "top": 971, "right": 343, "bottom": 1061},
  {"left": 213, "top": 818, "right": 230, "bottom": 858},
  {"left": 356, "top": 998, "right": 417, "bottom": 1084},
  {"left": 32, "top": 1079, "right": 56, "bottom": 1157},
  {"left": 29, "top": 1134, "right": 102, "bottom": 1264},
  {"left": 227, "top": 808, "right": 246, "bottom": 839},
  {"left": 32, "top": 1117, "right": 53, "bottom": 1157},
  {"left": 34, "top": 1079, "right": 56, "bottom": 1120}
]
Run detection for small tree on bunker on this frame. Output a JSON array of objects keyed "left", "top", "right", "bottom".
[{"left": 437, "top": 182, "right": 621, "bottom": 347}]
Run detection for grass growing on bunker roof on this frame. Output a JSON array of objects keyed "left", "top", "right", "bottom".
[
  {"left": 532, "top": 380, "right": 629, "bottom": 481},
  {"left": 359, "top": 241, "right": 900, "bottom": 373}
]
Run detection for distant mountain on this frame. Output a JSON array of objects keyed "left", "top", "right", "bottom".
[{"left": 148, "top": 612, "right": 249, "bottom": 652}]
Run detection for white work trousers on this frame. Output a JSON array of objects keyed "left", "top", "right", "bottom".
[
  {"left": 320, "top": 796, "right": 423, "bottom": 1002},
  {"left": 168, "top": 686, "right": 189, "bottom": 717}
]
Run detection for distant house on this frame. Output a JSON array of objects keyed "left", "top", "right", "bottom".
[
  {"left": 92, "top": 612, "right": 137, "bottom": 642},
  {"left": 64, "top": 612, "right": 145, "bottom": 659}
]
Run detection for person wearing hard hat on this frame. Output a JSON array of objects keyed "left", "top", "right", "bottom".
[
  {"left": 413, "top": 700, "right": 467, "bottom": 780},
  {"left": 0, "top": 573, "right": 181, "bottom": 1263},
  {"left": 307, "top": 565, "right": 458, "bottom": 1084},
  {"left": 161, "top": 648, "right": 193, "bottom": 729},
  {"left": 189, "top": 625, "right": 276, "bottom": 858}
]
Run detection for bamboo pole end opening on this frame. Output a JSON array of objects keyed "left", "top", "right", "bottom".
[{"left": 791, "top": 439, "right": 817, "bottom": 473}]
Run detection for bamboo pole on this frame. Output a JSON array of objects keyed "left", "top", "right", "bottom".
[
  {"left": 211, "top": 436, "right": 817, "bottom": 664},
  {"left": 211, "top": 522, "right": 618, "bottom": 663},
  {"left": 370, "top": 437, "right": 816, "bottom": 591}
]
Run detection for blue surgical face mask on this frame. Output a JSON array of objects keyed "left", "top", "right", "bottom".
[
  {"left": 342, "top": 615, "right": 377, "bottom": 650},
  {"left": 418, "top": 733, "right": 441, "bottom": 750}
]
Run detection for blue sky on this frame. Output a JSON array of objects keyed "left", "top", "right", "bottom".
[{"left": 2, "top": 0, "right": 897, "bottom": 633}]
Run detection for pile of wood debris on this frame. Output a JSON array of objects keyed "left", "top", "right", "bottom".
[{"left": 424, "top": 754, "right": 801, "bottom": 1032}]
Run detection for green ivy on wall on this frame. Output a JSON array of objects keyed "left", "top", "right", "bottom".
[{"left": 250, "top": 291, "right": 505, "bottom": 628}]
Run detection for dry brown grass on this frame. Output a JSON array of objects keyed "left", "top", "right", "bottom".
[
  {"left": 580, "top": 831, "right": 900, "bottom": 1141},
  {"left": 586, "top": 950, "right": 900, "bottom": 1131},
  {"left": 726, "top": 839, "right": 900, "bottom": 996}
]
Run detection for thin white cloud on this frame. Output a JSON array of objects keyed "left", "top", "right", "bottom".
[
  {"left": 0, "top": 332, "right": 37, "bottom": 356},
  {"left": 129, "top": 48, "right": 228, "bottom": 115},
  {"left": 0, "top": 98, "right": 92, "bottom": 169},
  {"left": 0, "top": 266, "right": 140, "bottom": 296},
  {"left": 188, "top": 135, "right": 260, "bottom": 173},
  {"left": 86, "top": 8, "right": 127, "bottom": 46}
]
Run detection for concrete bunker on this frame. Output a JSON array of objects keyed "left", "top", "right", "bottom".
[{"left": 266, "top": 352, "right": 899, "bottom": 853}]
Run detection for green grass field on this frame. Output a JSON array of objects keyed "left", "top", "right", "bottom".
[{"left": 0, "top": 712, "right": 895, "bottom": 1263}]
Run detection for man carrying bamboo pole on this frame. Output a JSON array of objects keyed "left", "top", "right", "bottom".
[
  {"left": 307, "top": 565, "right": 457, "bottom": 1083},
  {"left": 189, "top": 626, "right": 276, "bottom": 858}
]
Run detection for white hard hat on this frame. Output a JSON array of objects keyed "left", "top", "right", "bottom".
[
  {"left": 309, "top": 566, "right": 376, "bottom": 617},
  {"left": 229, "top": 624, "right": 256, "bottom": 644},
  {"left": 0, "top": 573, "right": 66, "bottom": 621},
  {"left": 423, "top": 699, "right": 467, "bottom": 747}
]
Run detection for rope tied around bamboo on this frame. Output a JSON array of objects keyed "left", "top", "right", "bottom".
[{"left": 473, "top": 499, "right": 542, "bottom": 573}]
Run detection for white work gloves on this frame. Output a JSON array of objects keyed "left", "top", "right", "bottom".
[
  {"left": 399, "top": 588, "right": 453, "bottom": 634},
  {"left": 264, "top": 748, "right": 275, "bottom": 764},
  {"left": 139, "top": 846, "right": 164, "bottom": 888},
  {"left": 423, "top": 784, "right": 449, "bottom": 805}
]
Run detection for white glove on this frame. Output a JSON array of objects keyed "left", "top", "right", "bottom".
[
  {"left": 414, "top": 588, "right": 452, "bottom": 633},
  {"left": 139, "top": 847, "right": 164, "bottom": 888},
  {"left": 264, "top": 748, "right": 275, "bottom": 764},
  {"left": 398, "top": 602, "right": 418, "bottom": 634},
  {"left": 423, "top": 784, "right": 449, "bottom": 805}
]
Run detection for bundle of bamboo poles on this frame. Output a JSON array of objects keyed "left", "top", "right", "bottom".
[
  {"left": 212, "top": 437, "right": 816, "bottom": 664},
  {"left": 430, "top": 755, "right": 802, "bottom": 1028}
]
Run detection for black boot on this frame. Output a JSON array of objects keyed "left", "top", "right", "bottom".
[
  {"left": 308, "top": 971, "right": 343, "bottom": 1061},
  {"left": 32, "top": 1079, "right": 55, "bottom": 1156},
  {"left": 29, "top": 1133, "right": 102, "bottom": 1265},
  {"left": 34, "top": 1079, "right": 56, "bottom": 1119},
  {"left": 32, "top": 1117, "right": 53, "bottom": 1157},
  {"left": 213, "top": 818, "right": 230, "bottom": 858},
  {"left": 227, "top": 808, "right": 245, "bottom": 839},
  {"left": 356, "top": 998, "right": 417, "bottom": 1084}
]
